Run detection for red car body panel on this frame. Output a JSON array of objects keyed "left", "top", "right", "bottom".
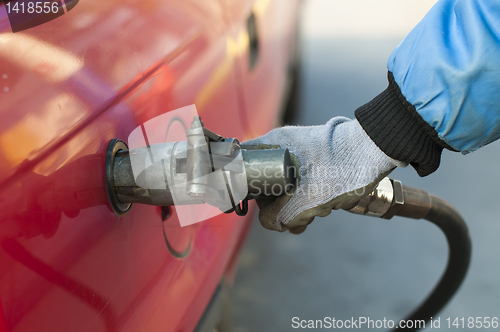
[
  {"left": 0, "top": 0, "right": 299, "bottom": 331},
  {"left": 222, "top": 0, "right": 301, "bottom": 136}
]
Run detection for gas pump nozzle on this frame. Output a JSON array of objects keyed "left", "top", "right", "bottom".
[{"left": 106, "top": 116, "right": 297, "bottom": 216}]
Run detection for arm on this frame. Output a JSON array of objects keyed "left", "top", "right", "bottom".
[
  {"left": 243, "top": 0, "right": 500, "bottom": 232},
  {"left": 356, "top": 0, "right": 500, "bottom": 176}
]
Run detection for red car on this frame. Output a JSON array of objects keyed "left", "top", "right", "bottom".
[{"left": 0, "top": 0, "right": 301, "bottom": 331}]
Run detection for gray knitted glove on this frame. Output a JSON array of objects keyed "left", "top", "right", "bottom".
[{"left": 242, "top": 117, "right": 407, "bottom": 234}]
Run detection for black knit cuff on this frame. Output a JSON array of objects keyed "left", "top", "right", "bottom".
[{"left": 355, "top": 71, "right": 456, "bottom": 177}]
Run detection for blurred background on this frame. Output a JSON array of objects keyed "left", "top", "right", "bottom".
[{"left": 232, "top": 0, "right": 500, "bottom": 331}]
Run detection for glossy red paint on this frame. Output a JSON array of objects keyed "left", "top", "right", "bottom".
[
  {"left": 0, "top": 0, "right": 300, "bottom": 331},
  {"left": 221, "top": 0, "right": 302, "bottom": 138}
]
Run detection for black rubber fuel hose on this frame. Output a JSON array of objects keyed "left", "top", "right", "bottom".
[{"left": 393, "top": 191, "right": 471, "bottom": 331}]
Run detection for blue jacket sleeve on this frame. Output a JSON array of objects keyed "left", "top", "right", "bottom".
[
  {"left": 355, "top": 0, "right": 500, "bottom": 176},
  {"left": 389, "top": 0, "right": 500, "bottom": 153}
]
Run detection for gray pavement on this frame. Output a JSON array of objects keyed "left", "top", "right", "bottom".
[{"left": 232, "top": 1, "right": 500, "bottom": 331}]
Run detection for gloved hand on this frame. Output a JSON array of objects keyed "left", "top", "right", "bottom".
[{"left": 242, "top": 117, "right": 407, "bottom": 234}]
